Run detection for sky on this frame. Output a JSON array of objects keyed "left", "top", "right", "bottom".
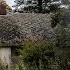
[
  {"left": 4, "top": 0, "right": 27, "bottom": 9},
  {"left": 4, "top": 0, "right": 15, "bottom": 9}
]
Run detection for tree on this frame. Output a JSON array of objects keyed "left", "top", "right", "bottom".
[
  {"left": 0, "top": 0, "right": 7, "bottom": 15},
  {"left": 37, "top": 0, "right": 42, "bottom": 13},
  {"left": 62, "top": 0, "right": 70, "bottom": 4},
  {"left": 14, "top": 0, "right": 58, "bottom": 13},
  {"left": 6, "top": 5, "right": 12, "bottom": 12},
  {"left": 14, "top": 0, "right": 24, "bottom": 6},
  {"left": 20, "top": 40, "right": 55, "bottom": 70},
  {"left": 0, "top": 0, "right": 11, "bottom": 15},
  {"left": 14, "top": 0, "right": 43, "bottom": 13}
]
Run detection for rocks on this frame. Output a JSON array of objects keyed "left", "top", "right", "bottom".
[{"left": 0, "top": 13, "right": 55, "bottom": 46}]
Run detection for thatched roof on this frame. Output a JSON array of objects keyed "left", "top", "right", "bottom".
[{"left": 0, "top": 13, "right": 55, "bottom": 47}]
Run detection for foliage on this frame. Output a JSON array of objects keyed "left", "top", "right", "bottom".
[
  {"left": 6, "top": 5, "right": 12, "bottom": 12},
  {"left": 50, "top": 4, "right": 70, "bottom": 70},
  {"left": 0, "top": 0, "right": 6, "bottom": 15},
  {"left": 37, "top": 0, "right": 42, "bottom": 13},
  {"left": 14, "top": 0, "right": 52, "bottom": 13},
  {"left": 11, "top": 56, "right": 24, "bottom": 70},
  {"left": 0, "top": 60, "right": 6, "bottom": 70},
  {"left": 14, "top": 0, "right": 24, "bottom": 6},
  {"left": 19, "top": 40, "right": 57, "bottom": 70},
  {"left": 19, "top": 39, "right": 70, "bottom": 70},
  {"left": 51, "top": 11, "right": 60, "bottom": 28},
  {"left": 0, "top": 0, "right": 12, "bottom": 15},
  {"left": 51, "top": 7, "right": 70, "bottom": 48}
]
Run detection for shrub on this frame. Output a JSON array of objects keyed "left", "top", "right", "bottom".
[
  {"left": 0, "top": 60, "right": 6, "bottom": 70},
  {"left": 11, "top": 56, "right": 24, "bottom": 70},
  {"left": 19, "top": 40, "right": 57, "bottom": 70},
  {"left": 50, "top": 5, "right": 70, "bottom": 70}
]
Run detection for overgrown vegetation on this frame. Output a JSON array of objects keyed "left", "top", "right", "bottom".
[
  {"left": 16, "top": 5, "right": 70, "bottom": 70},
  {"left": 19, "top": 40, "right": 56, "bottom": 70},
  {"left": 0, "top": 60, "right": 6, "bottom": 70}
]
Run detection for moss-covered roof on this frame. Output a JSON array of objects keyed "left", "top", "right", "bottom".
[{"left": 0, "top": 13, "right": 55, "bottom": 47}]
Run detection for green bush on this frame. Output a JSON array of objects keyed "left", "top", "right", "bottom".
[
  {"left": 19, "top": 40, "right": 58, "bottom": 70},
  {"left": 50, "top": 6, "right": 70, "bottom": 70},
  {"left": 11, "top": 56, "right": 24, "bottom": 70},
  {"left": 51, "top": 12, "right": 60, "bottom": 28},
  {"left": 0, "top": 60, "right": 6, "bottom": 70}
]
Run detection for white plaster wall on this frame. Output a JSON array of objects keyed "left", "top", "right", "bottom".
[{"left": 0, "top": 48, "right": 11, "bottom": 70}]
